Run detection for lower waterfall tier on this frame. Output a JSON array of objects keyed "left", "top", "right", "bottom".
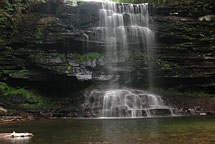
[{"left": 84, "top": 89, "right": 175, "bottom": 118}]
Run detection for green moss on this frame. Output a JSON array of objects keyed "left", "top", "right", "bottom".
[
  {"left": 0, "top": 82, "right": 50, "bottom": 108},
  {"left": 157, "top": 59, "right": 177, "bottom": 71},
  {"left": 0, "top": 38, "right": 4, "bottom": 44},
  {"left": 19, "top": 103, "right": 36, "bottom": 108},
  {"left": 58, "top": 66, "right": 67, "bottom": 71},
  {"left": 60, "top": 54, "right": 65, "bottom": 59},
  {"left": 0, "top": 72, "right": 3, "bottom": 78},
  {"left": 171, "top": 42, "right": 193, "bottom": 51},
  {"left": 160, "top": 64, "right": 171, "bottom": 70},
  {"left": 5, "top": 46, "right": 12, "bottom": 51},
  {"left": 77, "top": 52, "right": 101, "bottom": 63},
  {"left": 182, "top": 35, "right": 194, "bottom": 41},
  {"left": 58, "top": 65, "right": 72, "bottom": 72},
  {"left": 67, "top": 65, "right": 72, "bottom": 71},
  {"left": 161, "top": 64, "right": 171, "bottom": 70},
  {"left": 169, "top": 74, "right": 181, "bottom": 78},
  {"left": 0, "top": 14, "right": 7, "bottom": 22},
  {"left": 2, "top": 69, "right": 29, "bottom": 74},
  {"left": 34, "top": 28, "right": 43, "bottom": 40},
  {"left": 50, "top": 53, "right": 59, "bottom": 57},
  {"left": 130, "top": 51, "right": 152, "bottom": 66},
  {"left": 183, "top": 26, "right": 197, "bottom": 33},
  {"left": 19, "top": 69, "right": 29, "bottom": 73},
  {"left": 130, "top": 51, "right": 178, "bottom": 72},
  {"left": 0, "top": 82, "right": 9, "bottom": 92},
  {"left": 28, "top": 54, "right": 40, "bottom": 62},
  {"left": 200, "top": 36, "right": 213, "bottom": 42}
]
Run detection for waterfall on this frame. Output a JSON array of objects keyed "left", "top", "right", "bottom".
[
  {"left": 85, "top": 89, "right": 174, "bottom": 117},
  {"left": 89, "top": 1, "right": 155, "bottom": 86},
  {"left": 82, "top": 0, "right": 175, "bottom": 118}
]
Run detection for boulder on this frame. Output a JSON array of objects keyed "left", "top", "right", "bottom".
[
  {"left": 198, "top": 15, "right": 215, "bottom": 22},
  {"left": 0, "top": 106, "right": 7, "bottom": 115}
]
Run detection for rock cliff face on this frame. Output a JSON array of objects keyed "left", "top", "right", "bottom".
[
  {"left": 1, "top": 1, "right": 213, "bottom": 90},
  {"left": 151, "top": 5, "right": 215, "bottom": 93},
  {"left": 1, "top": 1, "right": 103, "bottom": 97},
  {"left": 0, "top": 0, "right": 215, "bottom": 116},
  {"left": 131, "top": 20, "right": 215, "bottom": 91}
]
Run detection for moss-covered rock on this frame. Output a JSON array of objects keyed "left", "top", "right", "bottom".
[
  {"left": 0, "top": 106, "right": 7, "bottom": 115},
  {"left": 0, "top": 82, "right": 50, "bottom": 108}
]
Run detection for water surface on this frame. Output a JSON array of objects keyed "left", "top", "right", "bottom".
[{"left": 1, "top": 117, "right": 215, "bottom": 144}]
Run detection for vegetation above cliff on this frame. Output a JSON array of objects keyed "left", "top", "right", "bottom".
[{"left": 0, "top": 0, "right": 46, "bottom": 47}]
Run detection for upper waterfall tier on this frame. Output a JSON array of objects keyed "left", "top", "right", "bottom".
[{"left": 87, "top": 1, "right": 154, "bottom": 67}]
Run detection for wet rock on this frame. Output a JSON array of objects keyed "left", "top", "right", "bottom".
[
  {"left": 25, "top": 99, "right": 38, "bottom": 105},
  {"left": 0, "top": 106, "right": 7, "bottom": 115},
  {"left": 4, "top": 116, "right": 22, "bottom": 120},
  {"left": 200, "top": 113, "right": 206, "bottom": 116},
  {"left": 84, "top": 112, "right": 91, "bottom": 117},
  {"left": 198, "top": 15, "right": 215, "bottom": 22},
  {"left": 8, "top": 72, "right": 31, "bottom": 79},
  {"left": 187, "top": 108, "right": 196, "bottom": 115},
  {"left": 73, "top": 112, "right": 79, "bottom": 117},
  {"left": 27, "top": 115, "right": 35, "bottom": 120},
  {"left": 51, "top": 113, "right": 66, "bottom": 117},
  {"left": 206, "top": 112, "right": 214, "bottom": 116}
]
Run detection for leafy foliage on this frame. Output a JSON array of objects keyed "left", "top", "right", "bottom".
[
  {"left": 0, "top": 82, "right": 50, "bottom": 108},
  {"left": 77, "top": 52, "right": 101, "bottom": 63},
  {"left": 0, "top": 38, "right": 4, "bottom": 44},
  {"left": 0, "top": 0, "right": 46, "bottom": 47}
]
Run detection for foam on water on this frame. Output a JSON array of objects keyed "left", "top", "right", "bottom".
[{"left": 84, "top": 89, "right": 174, "bottom": 118}]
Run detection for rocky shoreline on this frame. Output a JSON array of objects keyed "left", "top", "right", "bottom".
[
  {"left": 1, "top": 114, "right": 215, "bottom": 125},
  {"left": 0, "top": 116, "right": 36, "bottom": 124},
  {"left": 1, "top": 95, "right": 215, "bottom": 123}
]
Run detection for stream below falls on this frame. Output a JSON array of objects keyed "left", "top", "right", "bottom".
[{"left": 1, "top": 117, "right": 215, "bottom": 144}]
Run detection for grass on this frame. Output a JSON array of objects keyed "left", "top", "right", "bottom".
[{"left": 0, "top": 82, "right": 51, "bottom": 108}]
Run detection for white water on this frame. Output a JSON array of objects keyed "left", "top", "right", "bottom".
[
  {"left": 85, "top": 89, "right": 174, "bottom": 117},
  {"left": 91, "top": 2, "right": 154, "bottom": 72},
  {"left": 82, "top": 1, "right": 174, "bottom": 118}
]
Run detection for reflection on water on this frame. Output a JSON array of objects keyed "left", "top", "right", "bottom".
[
  {"left": 0, "top": 117, "right": 215, "bottom": 144},
  {"left": 0, "top": 137, "right": 31, "bottom": 144}
]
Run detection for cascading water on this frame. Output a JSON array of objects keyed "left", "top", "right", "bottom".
[
  {"left": 84, "top": 89, "right": 175, "bottom": 117},
  {"left": 93, "top": 1, "right": 154, "bottom": 77},
  {"left": 82, "top": 0, "right": 175, "bottom": 118}
]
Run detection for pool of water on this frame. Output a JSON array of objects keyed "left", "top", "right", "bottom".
[{"left": 1, "top": 117, "right": 215, "bottom": 144}]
